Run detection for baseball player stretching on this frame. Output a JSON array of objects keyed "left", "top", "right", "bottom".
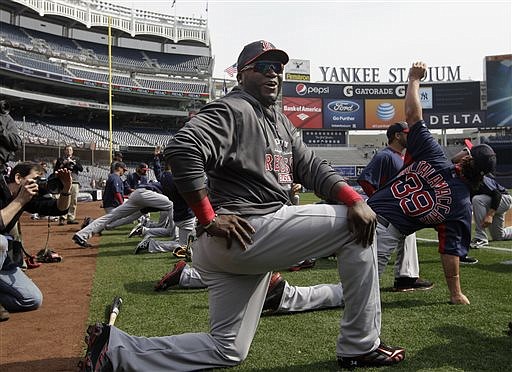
[
  {"left": 358, "top": 123, "right": 433, "bottom": 291},
  {"left": 72, "top": 182, "right": 173, "bottom": 248},
  {"left": 368, "top": 62, "right": 497, "bottom": 305},
  {"left": 132, "top": 168, "right": 196, "bottom": 255},
  {"left": 80, "top": 40, "right": 405, "bottom": 371},
  {"left": 470, "top": 175, "right": 512, "bottom": 248}
]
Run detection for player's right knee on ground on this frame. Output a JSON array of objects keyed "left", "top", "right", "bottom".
[{"left": 211, "top": 335, "right": 250, "bottom": 367}]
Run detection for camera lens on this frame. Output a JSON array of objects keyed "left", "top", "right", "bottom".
[
  {"left": 46, "top": 177, "right": 64, "bottom": 194},
  {"left": 0, "top": 100, "right": 10, "bottom": 114}
]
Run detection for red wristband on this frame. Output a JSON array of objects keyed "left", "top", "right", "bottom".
[
  {"left": 337, "top": 185, "right": 363, "bottom": 207},
  {"left": 114, "top": 192, "right": 124, "bottom": 205},
  {"left": 190, "top": 195, "right": 216, "bottom": 226}
]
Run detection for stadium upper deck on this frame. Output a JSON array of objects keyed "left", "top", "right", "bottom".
[{"left": 1, "top": 0, "right": 213, "bottom": 101}]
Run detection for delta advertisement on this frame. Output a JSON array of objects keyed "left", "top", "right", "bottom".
[{"left": 281, "top": 81, "right": 485, "bottom": 130}]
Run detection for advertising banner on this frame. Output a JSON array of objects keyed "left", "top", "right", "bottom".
[
  {"left": 332, "top": 165, "right": 357, "bottom": 177},
  {"left": 323, "top": 98, "right": 364, "bottom": 129},
  {"left": 302, "top": 130, "right": 346, "bottom": 146},
  {"left": 364, "top": 99, "right": 406, "bottom": 129},
  {"left": 282, "top": 97, "right": 322, "bottom": 128},
  {"left": 282, "top": 81, "right": 344, "bottom": 98},
  {"left": 423, "top": 111, "right": 486, "bottom": 128},
  {"left": 430, "top": 81, "right": 482, "bottom": 111},
  {"left": 281, "top": 81, "right": 484, "bottom": 130},
  {"left": 285, "top": 59, "right": 311, "bottom": 81}
]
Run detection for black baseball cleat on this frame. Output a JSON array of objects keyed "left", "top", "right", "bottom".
[
  {"left": 460, "top": 255, "right": 479, "bottom": 265},
  {"left": 263, "top": 272, "right": 285, "bottom": 313},
  {"left": 154, "top": 260, "right": 187, "bottom": 291},
  {"left": 134, "top": 236, "right": 151, "bottom": 254},
  {"left": 469, "top": 238, "right": 488, "bottom": 249},
  {"left": 338, "top": 343, "right": 405, "bottom": 370},
  {"left": 82, "top": 217, "right": 93, "bottom": 229},
  {"left": 73, "top": 234, "right": 92, "bottom": 248},
  {"left": 78, "top": 322, "right": 112, "bottom": 372},
  {"left": 393, "top": 277, "right": 434, "bottom": 292},
  {"left": 128, "top": 223, "right": 144, "bottom": 238},
  {"left": 288, "top": 258, "right": 316, "bottom": 272}
]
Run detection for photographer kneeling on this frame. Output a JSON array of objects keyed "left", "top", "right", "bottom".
[{"left": 0, "top": 162, "right": 72, "bottom": 318}]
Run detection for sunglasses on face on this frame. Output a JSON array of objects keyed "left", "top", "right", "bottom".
[{"left": 241, "top": 61, "right": 284, "bottom": 74}]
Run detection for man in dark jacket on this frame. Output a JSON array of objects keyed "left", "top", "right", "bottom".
[
  {"left": 79, "top": 40, "right": 405, "bottom": 371},
  {"left": 54, "top": 145, "right": 83, "bottom": 225},
  {"left": 0, "top": 162, "right": 71, "bottom": 318}
]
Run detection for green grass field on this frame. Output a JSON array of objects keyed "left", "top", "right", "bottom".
[{"left": 88, "top": 193, "right": 512, "bottom": 371}]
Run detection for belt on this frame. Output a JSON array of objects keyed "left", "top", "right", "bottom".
[{"left": 377, "top": 215, "right": 390, "bottom": 228}]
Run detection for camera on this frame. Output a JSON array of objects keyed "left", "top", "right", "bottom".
[
  {"left": 34, "top": 175, "right": 64, "bottom": 195},
  {"left": 0, "top": 99, "right": 10, "bottom": 115},
  {"left": 63, "top": 159, "right": 76, "bottom": 171}
]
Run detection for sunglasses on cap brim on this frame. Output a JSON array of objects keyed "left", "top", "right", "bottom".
[{"left": 241, "top": 61, "right": 284, "bottom": 74}]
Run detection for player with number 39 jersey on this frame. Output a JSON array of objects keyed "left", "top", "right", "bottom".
[
  {"left": 368, "top": 122, "right": 472, "bottom": 257},
  {"left": 368, "top": 62, "right": 496, "bottom": 305}
]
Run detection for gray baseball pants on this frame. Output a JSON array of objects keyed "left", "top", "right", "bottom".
[
  {"left": 377, "top": 228, "right": 419, "bottom": 279},
  {"left": 106, "top": 204, "right": 381, "bottom": 371},
  {"left": 146, "top": 217, "right": 196, "bottom": 253},
  {"left": 472, "top": 193, "right": 512, "bottom": 242},
  {"left": 375, "top": 220, "right": 419, "bottom": 278},
  {"left": 177, "top": 262, "right": 345, "bottom": 311},
  {"left": 75, "top": 189, "right": 172, "bottom": 241}
]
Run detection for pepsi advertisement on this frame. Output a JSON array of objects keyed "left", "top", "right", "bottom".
[{"left": 282, "top": 82, "right": 344, "bottom": 98}]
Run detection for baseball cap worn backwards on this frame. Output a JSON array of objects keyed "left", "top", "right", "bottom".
[
  {"left": 470, "top": 144, "right": 496, "bottom": 176},
  {"left": 386, "top": 121, "right": 409, "bottom": 141},
  {"left": 237, "top": 40, "right": 289, "bottom": 71}
]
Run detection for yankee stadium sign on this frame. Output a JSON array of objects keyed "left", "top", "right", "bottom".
[{"left": 319, "top": 65, "right": 462, "bottom": 83}]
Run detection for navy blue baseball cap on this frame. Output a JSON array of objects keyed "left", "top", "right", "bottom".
[
  {"left": 237, "top": 40, "right": 289, "bottom": 71},
  {"left": 386, "top": 121, "right": 409, "bottom": 141},
  {"left": 115, "top": 162, "right": 127, "bottom": 171},
  {"left": 470, "top": 144, "right": 496, "bottom": 176}
]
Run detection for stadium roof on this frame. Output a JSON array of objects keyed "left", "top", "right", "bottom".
[{"left": 6, "top": 0, "right": 210, "bottom": 46}]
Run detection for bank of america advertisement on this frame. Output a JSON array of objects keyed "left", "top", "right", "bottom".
[{"left": 282, "top": 97, "right": 322, "bottom": 128}]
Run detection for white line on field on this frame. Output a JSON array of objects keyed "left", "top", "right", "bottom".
[{"left": 416, "top": 238, "right": 512, "bottom": 253}]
